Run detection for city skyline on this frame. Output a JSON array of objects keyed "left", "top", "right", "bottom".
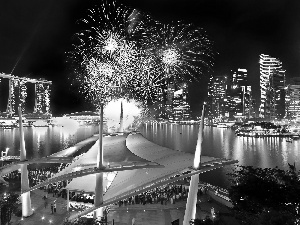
[{"left": 0, "top": 0, "right": 300, "bottom": 115}]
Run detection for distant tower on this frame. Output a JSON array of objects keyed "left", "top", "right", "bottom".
[
  {"left": 118, "top": 101, "right": 124, "bottom": 132},
  {"left": 259, "top": 54, "right": 285, "bottom": 120}
]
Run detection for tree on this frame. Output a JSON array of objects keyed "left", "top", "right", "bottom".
[
  {"left": 227, "top": 165, "right": 300, "bottom": 224},
  {"left": 0, "top": 192, "right": 20, "bottom": 225}
]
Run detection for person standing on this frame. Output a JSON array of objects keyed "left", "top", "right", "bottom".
[
  {"left": 43, "top": 195, "right": 48, "bottom": 209},
  {"left": 53, "top": 201, "right": 57, "bottom": 213},
  {"left": 50, "top": 202, "right": 54, "bottom": 214}
]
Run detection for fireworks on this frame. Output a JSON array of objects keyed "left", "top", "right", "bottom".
[
  {"left": 67, "top": 0, "right": 215, "bottom": 108},
  {"left": 125, "top": 52, "right": 164, "bottom": 104},
  {"left": 145, "top": 21, "right": 215, "bottom": 83},
  {"left": 68, "top": 0, "right": 140, "bottom": 106}
]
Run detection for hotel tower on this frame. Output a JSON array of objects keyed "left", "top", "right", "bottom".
[{"left": 259, "top": 54, "right": 285, "bottom": 120}]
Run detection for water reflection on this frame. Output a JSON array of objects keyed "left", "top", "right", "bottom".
[
  {"left": 139, "top": 123, "right": 299, "bottom": 188},
  {"left": 281, "top": 140, "right": 288, "bottom": 167},
  {"left": 0, "top": 125, "right": 99, "bottom": 160},
  {"left": 233, "top": 137, "right": 244, "bottom": 165}
]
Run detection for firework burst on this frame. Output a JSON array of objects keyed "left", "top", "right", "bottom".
[
  {"left": 124, "top": 52, "right": 165, "bottom": 104},
  {"left": 141, "top": 20, "right": 215, "bottom": 84},
  {"left": 67, "top": 0, "right": 143, "bottom": 106},
  {"left": 67, "top": 0, "right": 215, "bottom": 108}
]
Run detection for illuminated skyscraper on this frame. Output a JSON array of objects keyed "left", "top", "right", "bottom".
[
  {"left": 231, "top": 68, "right": 248, "bottom": 86},
  {"left": 165, "top": 82, "right": 175, "bottom": 121},
  {"left": 207, "top": 69, "right": 254, "bottom": 122},
  {"left": 173, "top": 83, "right": 191, "bottom": 121},
  {"left": 228, "top": 69, "right": 254, "bottom": 119},
  {"left": 259, "top": 54, "right": 285, "bottom": 120},
  {"left": 206, "top": 75, "right": 228, "bottom": 121},
  {"left": 285, "top": 77, "right": 300, "bottom": 119}
]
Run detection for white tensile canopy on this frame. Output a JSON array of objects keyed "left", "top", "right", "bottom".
[{"left": 66, "top": 133, "right": 234, "bottom": 203}]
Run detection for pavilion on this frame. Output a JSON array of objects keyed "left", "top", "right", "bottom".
[{"left": 60, "top": 133, "right": 237, "bottom": 220}]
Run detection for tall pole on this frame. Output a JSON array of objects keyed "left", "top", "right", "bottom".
[
  {"left": 118, "top": 101, "right": 124, "bottom": 133},
  {"left": 94, "top": 103, "right": 104, "bottom": 219},
  {"left": 67, "top": 189, "right": 70, "bottom": 212},
  {"left": 18, "top": 106, "right": 33, "bottom": 217},
  {"left": 183, "top": 103, "right": 205, "bottom": 225},
  {"left": 33, "top": 83, "right": 37, "bottom": 113}
]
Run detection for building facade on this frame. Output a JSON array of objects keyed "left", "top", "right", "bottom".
[
  {"left": 153, "top": 82, "right": 191, "bottom": 122},
  {"left": 206, "top": 69, "right": 254, "bottom": 122},
  {"left": 259, "top": 54, "right": 285, "bottom": 120},
  {"left": 285, "top": 77, "right": 300, "bottom": 120},
  {"left": 172, "top": 83, "right": 191, "bottom": 122},
  {"left": 206, "top": 75, "right": 228, "bottom": 122}
]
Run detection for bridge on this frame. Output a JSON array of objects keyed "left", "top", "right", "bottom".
[{"left": 0, "top": 73, "right": 52, "bottom": 116}]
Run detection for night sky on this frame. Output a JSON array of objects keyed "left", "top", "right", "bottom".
[{"left": 0, "top": 0, "right": 300, "bottom": 116}]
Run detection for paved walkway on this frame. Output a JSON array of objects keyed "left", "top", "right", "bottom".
[
  {"left": 9, "top": 189, "right": 240, "bottom": 225},
  {"left": 108, "top": 193, "right": 241, "bottom": 225},
  {"left": 10, "top": 189, "right": 69, "bottom": 225}
]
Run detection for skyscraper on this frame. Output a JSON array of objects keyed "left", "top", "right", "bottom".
[
  {"left": 207, "top": 69, "right": 254, "bottom": 122},
  {"left": 173, "top": 83, "right": 191, "bottom": 121},
  {"left": 259, "top": 54, "right": 285, "bottom": 120},
  {"left": 206, "top": 75, "right": 228, "bottom": 121},
  {"left": 285, "top": 77, "right": 300, "bottom": 120}
]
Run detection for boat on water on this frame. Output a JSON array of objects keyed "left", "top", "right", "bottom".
[
  {"left": 292, "top": 135, "right": 300, "bottom": 140},
  {"left": 216, "top": 122, "right": 235, "bottom": 128},
  {"left": 0, "top": 119, "right": 18, "bottom": 129},
  {"left": 234, "top": 122, "right": 300, "bottom": 138},
  {"left": 32, "top": 120, "right": 50, "bottom": 127},
  {"left": 236, "top": 130, "right": 299, "bottom": 138},
  {"left": 216, "top": 123, "right": 228, "bottom": 128}
]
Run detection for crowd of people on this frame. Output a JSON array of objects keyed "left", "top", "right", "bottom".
[
  {"left": 3, "top": 164, "right": 70, "bottom": 198},
  {"left": 116, "top": 183, "right": 189, "bottom": 207},
  {"left": 69, "top": 192, "right": 94, "bottom": 204},
  {"left": 3, "top": 165, "right": 213, "bottom": 208},
  {"left": 2, "top": 161, "right": 223, "bottom": 219}
]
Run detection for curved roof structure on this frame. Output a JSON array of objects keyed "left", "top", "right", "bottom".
[
  {"left": 0, "top": 135, "right": 98, "bottom": 177},
  {"left": 66, "top": 133, "right": 237, "bottom": 219},
  {"left": 21, "top": 134, "right": 159, "bottom": 193}
]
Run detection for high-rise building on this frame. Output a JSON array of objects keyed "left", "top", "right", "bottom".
[
  {"left": 231, "top": 68, "right": 248, "bottom": 86},
  {"left": 227, "top": 69, "right": 254, "bottom": 120},
  {"left": 153, "top": 82, "right": 191, "bottom": 122},
  {"left": 173, "top": 83, "right": 191, "bottom": 121},
  {"left": 165, "top": 82, "right": 175, "bottom": 121},
  {"left": 207, "top": 69, "right": 254, "bottom": 122},
  {"left": 259, "top": 54, "right": 285, "bottom": 120},
  {"left": 285, "top": 77, "right": 300, "bottom": 119},
  {"left": 206, "top": 75, "right": 228, "bottom": 121}
]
